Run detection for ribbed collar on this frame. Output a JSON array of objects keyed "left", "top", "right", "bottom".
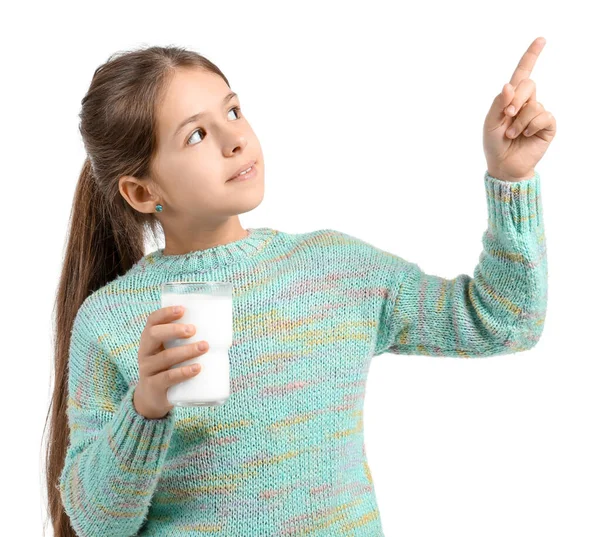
[{"left": 137, "top": 227, "right": 278, "bottom": 274}]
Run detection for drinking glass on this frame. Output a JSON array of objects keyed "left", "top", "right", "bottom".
[{"left": 160, "top": 281, "right": 232, "bottom": 406}]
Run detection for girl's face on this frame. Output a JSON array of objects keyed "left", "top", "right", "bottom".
[{"left": 120, "top": 67, "right": 264, "bottom": 237}]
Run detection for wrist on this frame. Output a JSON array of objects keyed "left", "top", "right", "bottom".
[{"left": 486, "top": 168, "right": 535, "bottom": 183}]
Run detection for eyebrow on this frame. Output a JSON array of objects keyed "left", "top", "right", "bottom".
[{"left": 173, "top": 91, "right": 238, "bottom": 139}]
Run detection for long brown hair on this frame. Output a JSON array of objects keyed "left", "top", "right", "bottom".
[{"left": 42, "top": 45, "right": 230, "bottom": 537}]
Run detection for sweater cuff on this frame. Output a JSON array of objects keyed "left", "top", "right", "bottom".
[
  {"left": 105, "top": 384, "right": 176, "bottom": 469},
  {"left": 484, "top": 170, "right": 543, "bottom": 233}
]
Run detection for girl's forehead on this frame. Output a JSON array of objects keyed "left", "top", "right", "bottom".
[{"left": 157, "top": 70, "right": 232, "bottom": 142}]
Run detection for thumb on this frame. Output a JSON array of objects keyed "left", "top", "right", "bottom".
[{"left": 486, "top": 83, "right": 515, "bottom": 129}]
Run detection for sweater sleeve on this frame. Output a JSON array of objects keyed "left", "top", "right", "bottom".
[
  {"left": 374, "top": 169, "right": 548, "bottom": 358},
  {"left": 58, "top": 301, "right": 176, "bottom": 537}
]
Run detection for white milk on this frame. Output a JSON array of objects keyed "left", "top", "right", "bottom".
[{"left": 161, "top": 286, "right": 232, "bottom": 406}]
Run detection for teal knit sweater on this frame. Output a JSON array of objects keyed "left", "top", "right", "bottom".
[{"left": 58, "top": 170, "right": 547, "bottom": 536}]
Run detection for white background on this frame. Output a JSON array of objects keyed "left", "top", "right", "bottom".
[{"left": 1, "top": 0, "right": 598, "bottom": 535}]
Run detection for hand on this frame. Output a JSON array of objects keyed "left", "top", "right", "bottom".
[
  {"left": 133, "top": 305, "right": 210, "bottom": 419},
  {"left": 483, "top": 36, "right": 557, "bottom": 182}
]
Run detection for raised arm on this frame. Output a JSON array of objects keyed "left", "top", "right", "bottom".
[{"left": 374, "top": 170, "right": 547, "bottom": 358}]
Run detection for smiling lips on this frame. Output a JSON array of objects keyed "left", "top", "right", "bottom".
[
  {"left": 227, "top": 163, "right": 257, "bottom": 183},
  {"left": 228, "top": 160, "right": 257, "bottom": 181}
]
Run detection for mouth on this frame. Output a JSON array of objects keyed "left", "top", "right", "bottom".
[
  {"left": 227, "top": 160, "right": 258, "bottom": 182},
  {"left": 227, "top": 160, "right": 257, "bottom": 181}
]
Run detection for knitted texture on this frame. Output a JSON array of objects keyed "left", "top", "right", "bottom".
[{"left": 58, "top": 170, "right": 547, "bottom": 537}]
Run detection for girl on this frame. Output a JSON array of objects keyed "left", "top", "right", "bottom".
[{"left": 45, "top": 39, "right": 554, "bottom": 537}]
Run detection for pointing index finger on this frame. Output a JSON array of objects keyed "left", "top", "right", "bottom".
[{"left": 509, "top": 36, "right": 546, "bottom": 88}]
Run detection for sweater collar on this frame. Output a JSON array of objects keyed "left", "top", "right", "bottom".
[{"left": 139, "top": 227, "right": 278, "bottom": 274}]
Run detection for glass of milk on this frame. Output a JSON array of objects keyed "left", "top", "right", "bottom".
[{"left": 160, "top": 281, "right": 232, "bottom": 407}]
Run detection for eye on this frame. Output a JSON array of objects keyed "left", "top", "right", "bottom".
[{"left": 186, "top": 106, "right": 243, "bottom": 147}]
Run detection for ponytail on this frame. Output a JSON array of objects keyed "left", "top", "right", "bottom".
[{"left": 42, "top": 157, "right": 144, "bottom": 537}]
